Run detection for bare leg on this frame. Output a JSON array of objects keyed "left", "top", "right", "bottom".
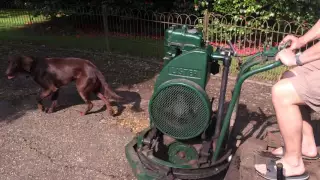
[
  {"left": 47, "top": 89, "right": 59, "bottom": 113},
  {"left": 272, "top": 71, "right": 318, "bottom": 157},
  {"left": 37, "top": 89, "right": 52, "bottom": 112},
  {"left": 96, "top": 92, "right": 115, "bottom": 116},
  {"left": 272, "top": 106, "right": 318, "bottom": 157},
  {"left": 255, "top": 78, "right": 306, "bottom": 176}
]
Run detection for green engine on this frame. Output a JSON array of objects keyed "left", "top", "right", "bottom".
[
  {"left": 150, "top": 25, "right": 215, "bottom": 141},
  {"left": 126, "top": 24, "right": 240, "bottom": 180},
  {"left": 125, "top": 24, "right": 285, "bottom": 180}
]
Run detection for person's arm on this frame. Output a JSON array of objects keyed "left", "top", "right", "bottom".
[
  {"left": 298, "top": 19, "right": 320, "bottom": 46},
  {"left": 298, "top": 41, "right": 320, "bottom": 64},
  {"left": 280, "top": 19, "right": 320, "bottom": 50}
]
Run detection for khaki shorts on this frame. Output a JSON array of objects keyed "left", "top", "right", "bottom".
[{"left": 289, "top": 60, "right": 320, "bottom": 112}]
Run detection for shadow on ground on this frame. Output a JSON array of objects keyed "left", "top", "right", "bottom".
[
  {"left": 230, "top": 103, "right": 320, "bottom": 147},
  {"left": 0, "top": 42, "right": 161, "bottom": 123}
]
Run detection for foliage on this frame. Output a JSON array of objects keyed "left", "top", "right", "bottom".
[
  {"left": 194, "top": 0, "right": 319, "bottom": 46},
  {"left": 171, "top": 0, "right": 196, "bottom": 14},
  {"left": 195, "top": 0, "right": 319, "bottom": 23},
  {"left": 6, "top": 0, "right": 320, "bottom": 23},
  {"left": 5, "top": 0, "right": 319, "bottom": 48}
]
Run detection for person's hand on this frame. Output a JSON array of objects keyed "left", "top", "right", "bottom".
[
  {"left": 279, "top": 35, "right": 304, "bottom": 51},
  {"left": 275, "top": 49, "right": 297, "bottom": 67}
]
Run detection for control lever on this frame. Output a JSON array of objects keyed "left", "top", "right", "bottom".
[
  {"left": 226, "top": 40, "right": 242, "bottom": 69},
  {"left": 227, "top": 40, "right": 237, "bottom": 56}
]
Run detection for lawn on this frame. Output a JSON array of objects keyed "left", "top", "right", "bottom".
[
  {"left": 0, "top": 30, "right": 164, "bottom": 58},
  {"left": 0, "top": 9, "right": 287, "bottom": 82},
  {"left": 0, "top": 9, "right": 164, "bottom": 58}
]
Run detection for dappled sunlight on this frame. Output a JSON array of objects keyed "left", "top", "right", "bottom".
[
  {"left": 0, "top": 5, "right": 313, "bottom": 82},
  {"left": 0, "top": 8, "right": 164, "bottom": 58},
  {"left": 0, "top": 42, "right": 161, "bottom": 123},
  {"left": 117, "top": 114, "right": 150, "bottom": 134},
  {"left": 0, "top": 9, "right": 49, "bottom": 30}
]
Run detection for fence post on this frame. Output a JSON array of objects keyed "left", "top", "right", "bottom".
[
  {"left": 102, "top": 4, "right": 110, "bottom": 52},
  {"left": 203, "top": 9, "right": 210, "bottom": 45}
]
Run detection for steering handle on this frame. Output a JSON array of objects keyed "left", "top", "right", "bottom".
[{"left": 278, "top": 40, "right": 292, "bottom": 51}]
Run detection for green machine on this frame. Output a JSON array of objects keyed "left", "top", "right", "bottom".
[{"left": 125, "top": 24, "right": 287, "bottom": 180}]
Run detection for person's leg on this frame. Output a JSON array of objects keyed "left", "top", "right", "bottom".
[
  {"left": 264, "top": 77, "right": 305, "bottom": 176},
  {"left": 256, "top": 67, "right": 320, "bottom": 177},
  {"left": 271, "top": 70, "right": 318, "bottom": 158},
  {"left": 256, "top": 77, "right": 306, "bottom": 177}
]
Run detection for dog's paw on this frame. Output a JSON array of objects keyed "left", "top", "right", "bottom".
[
  {"left": 46, "top": 108, "right": 54, "bottom": 114},
  {"left": 37, "top": 104, "right": 44, "bottom": 112},
  {"left": 130, "top": 106, "right": 144, "bottom": 113},
  {"left": 109, "top": 109, "right": 116, "bottom": 117}
]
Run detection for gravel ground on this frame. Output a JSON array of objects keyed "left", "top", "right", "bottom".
[
  {"left": 0, "top": 42, "right": 158, "bottom": 180},
  {"left": 1, "top": 41, "right": 319, "bottom": 180}
]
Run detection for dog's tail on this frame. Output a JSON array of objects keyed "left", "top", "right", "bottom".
[{"left": 95, "top": 69, "right": 123, "bottom": 100}]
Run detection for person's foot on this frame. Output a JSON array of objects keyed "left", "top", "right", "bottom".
[
  {"left": 272, "top": 145, "right": 318, "bottom": 158},
  {"left": 255, "top": 157, "right": 306, "bottom": 177}
]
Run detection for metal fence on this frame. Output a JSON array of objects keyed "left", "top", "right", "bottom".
[{"left": 0, "top": 2, "right": 316, "bottom": 81}]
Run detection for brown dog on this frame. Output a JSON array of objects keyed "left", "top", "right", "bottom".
[{"left": 5, "top": 55, "right": 123, "bottom": 116}]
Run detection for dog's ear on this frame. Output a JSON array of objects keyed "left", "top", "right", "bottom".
[{"left": 20, "top": 56, "right": 34, "bottom": 72}]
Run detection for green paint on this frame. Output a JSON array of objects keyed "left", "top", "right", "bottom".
[
  {"left": 125, "top": 24, "right": 287, "bottom": 180},
  {"left": 149, "top": 78, "right": 211, "bottom": 140},
  {"left": 168, "top": 142, "right": 198, "bottom": 164},
  {"left": 125, "top": 133, "right": 163, "bottom": 180},
  {"left": 163, "top": 24, "right": 204, "bottom": 66},
  {"left": 149, "top": 25, "right": 212, "bottom": 140},
  {"left": 155, "top": 49, "right": 210, "bottom": 90},
  {"left": 213, "top": 60, "right": 282, "bottom": 161},
  {"left": 146, "top": 153, "right": 194, "bottom": 169}
]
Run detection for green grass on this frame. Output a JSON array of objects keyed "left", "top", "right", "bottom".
[
  {"left": 0, "top": 9, "right": 164, "bottom": 58},
  {"left": 0, "top": 9, "right": 287, "bottom": 82},
  {"left": 0, "top": 9, "right": 48, "bottom": 30},
  {"left": 0, "top": 30, "right": 164, "bottom": 58}
]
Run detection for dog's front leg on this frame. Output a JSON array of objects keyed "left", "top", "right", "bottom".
[
  {"left": 47, "top": 89, "right": 59, "bottom": 113},
  {"left": 36, "top": 89, "right": 52, "bottom": 112}
]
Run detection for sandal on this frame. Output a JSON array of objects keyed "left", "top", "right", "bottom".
[
  {"left": 259, "top": 146, "right": 320, "bottom": 160},
  {"left": 255, "top": 160, "right": 310, "bottom": 180}
]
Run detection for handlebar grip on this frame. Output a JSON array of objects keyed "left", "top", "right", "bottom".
[{"left": 278, "top": 40, "right": 292, "bottom": 51}]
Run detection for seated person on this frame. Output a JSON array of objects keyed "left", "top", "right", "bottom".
[{"left": 255, "top": 19, "right": 320, "bottom": 179}]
